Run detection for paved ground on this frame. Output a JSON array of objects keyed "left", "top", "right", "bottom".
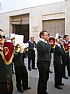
[{"left": 13, "top": 55, "right": 70, "bottom": 94}]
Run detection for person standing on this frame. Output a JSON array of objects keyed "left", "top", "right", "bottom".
[
  {"left": 0, "top": 29, "right": 13, "bottom": 94},
  {"left": 54, "top": 37, "right": 64, "bottom": 89},
  {"left": 28, "top": 37, "right": 36, "bottom": 71},
  {"left": 37, "top": 31, "right": 51, "bottom": 94},
  {"left": 13, "top": 44, "right": 31, "bottom": 93},
  {"left": 62, "top": 35, "right": 70, "bottom": 79}
]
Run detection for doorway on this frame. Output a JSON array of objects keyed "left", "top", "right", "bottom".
[{"left": 13, "top": 24, "right": 29, "bottom": 43}]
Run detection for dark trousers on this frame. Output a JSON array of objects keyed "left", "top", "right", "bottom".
[
  {"left": 0, "top": 82, "right": 13, "bottom": 94},
  {"left": 37, "top": 63, "right": 49, "bottom": 94},
  {"left": 62, "top": 54, "right": 70, "bottom": 77},
  {"left": 15, "top": 65, "right": 28, "bottom": 90},
  {"left": 28, "top": 50, "right": 35, "bottom": 69},
  {"left": 54, "top": 61, "right": 62, "bottom": 86},
  {"left": 0, "top": 82, "right": 7, "bottom": 94}
]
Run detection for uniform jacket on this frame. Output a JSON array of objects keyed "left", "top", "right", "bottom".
[
  {"left": 28, "top": 41, "right": 36, "bottom": 58},
  {"left": 37, "top": 40, "right": 52, "bottom": 71},
  {"left": 37, "top": 40, "right": 51, "bottom": 62},
  {"left": 13, "top": 52, "right": 26, "bottom": 67},
  {"left": 54, "top": 44, "right": 64, "bottom": 62},
  {"left": 0, "top": 53, "right": 12, "bottom": 82}
]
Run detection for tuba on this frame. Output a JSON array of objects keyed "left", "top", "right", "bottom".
[{"left": 48, "top": 36, "right": 55, "bottom": 48}]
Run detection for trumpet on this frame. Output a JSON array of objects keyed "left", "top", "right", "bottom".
[
  {"left": 15, "top": 44, "right": 21, "bottom": 52},
  {"left": 15, "top": 44, "right": 28, "bottom": 53}
]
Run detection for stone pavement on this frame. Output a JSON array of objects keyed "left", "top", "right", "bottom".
[{"left": 13, "top": 57, "right": 70, "bottom": 94}]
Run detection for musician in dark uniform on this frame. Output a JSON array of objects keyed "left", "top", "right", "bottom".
[
  {"left": 13, "top": 44, "right": 31, "bottom": 93},
  {"left": 62, "top": 35, "right": 70, "bottom": 79},
  {"left": 54, "top": 37, "right": 64, "bottom": 89},
  {"left": 48, "top": 35, "right": 55, "bottom": 73},
  {"left": 28, "top": 37, "right": 36, "bottom": 71},
  {"left": 37, "top": 31, "right": 51, "bottom": 94},
  {"left": 0, "top": 29, "right": 13, "bottom": 94}
]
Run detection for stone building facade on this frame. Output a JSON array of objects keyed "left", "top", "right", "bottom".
[{"left": 0, "top": 1, "right": 70, "bottom": 42}]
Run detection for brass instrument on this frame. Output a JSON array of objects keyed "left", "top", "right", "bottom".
[
  {"left": 63, "top": 42, "right": 69, "bottom": 52},
  {"left": 15, "top": 44, "right": 21, "bottom": 52},
  {"left": 15, "top": 44, "right": 28, "bottom": 53},
  {"left": 49, "top": 36, "right": 56, "bottom": 48}
]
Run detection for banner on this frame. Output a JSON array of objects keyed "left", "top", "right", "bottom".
[
  {"left": 15, "top": 34, "right": 24, "bottom": 44},
  {"left": 10, "top": 33, "right": 24, "bottom": 45},
  {"left": 2, "top": 42, "right": 14, "bottom": 65}
]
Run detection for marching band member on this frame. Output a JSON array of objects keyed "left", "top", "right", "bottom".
[
  {"left": 62, "top": 35, "right": 70, "bottom": 79},
  {"left": 13, "top": 44, "right": 31, "bottom": 93},
  {"left": 48, "top": 35, "right": 55, "bottom": 73},
  {"left": 54, "top": 36, "right": 64, "bottom": 89},
  {"left": 0, "top": 29, "right": 14, "bottom": 94},
  {"left": 37, "top": 31, "right": 51, "bottom": 94}
]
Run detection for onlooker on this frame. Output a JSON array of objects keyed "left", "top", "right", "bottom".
[{"left": 28, "top": 37, "right": 36, "bottom": 71}]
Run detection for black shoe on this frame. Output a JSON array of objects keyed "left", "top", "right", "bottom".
[
  {"left": 49, "top": 70, "right": 53, "bottom": 73},
  {"left": 63, "top": 76, "right": 69, "bottom": 79},
  {"left": 54, "top": 85, "right": 63, "bottom": 89},
  {"left": 28, "top": 68, "right": 31, "bottom": 71},
  {"left": 32, "top": 68, "right": 37, "bottom": 70},
  {"left": 60, "top": 83, "right": 64, "bottom": 86},
  {"left": 12, "top": 71, "right": 15, "bottom": 74},
  {"left": 45, "top": 92, "right": 48, "bottom": 94},
  {"left": 24, "top": 87, "right": 31, "bottom": 90},
  {"left": 68, "top": 75, "right": 70, "bottom": 77},
  {"left": 18, "top": 89, "right": 24, "bottom": 93}
]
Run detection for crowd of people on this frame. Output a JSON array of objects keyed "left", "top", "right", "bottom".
[
  {"left": 0, "top": 29, "right": 70, "bottom": 94},
  {"left": 36, "top": 31, "right": 70, "bottom": 94}
]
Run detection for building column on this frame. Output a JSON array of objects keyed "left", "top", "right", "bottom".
[{"left": 65, "top": 0, "right": 70, "bottom": 38}]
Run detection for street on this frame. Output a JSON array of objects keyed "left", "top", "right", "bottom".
[{"left": 13, "top": 56, "right": 70, "bottom": 94}]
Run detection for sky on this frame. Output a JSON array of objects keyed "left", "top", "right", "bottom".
[{"left": 0, "top": 0, "right": 65, "bottom": 12}]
